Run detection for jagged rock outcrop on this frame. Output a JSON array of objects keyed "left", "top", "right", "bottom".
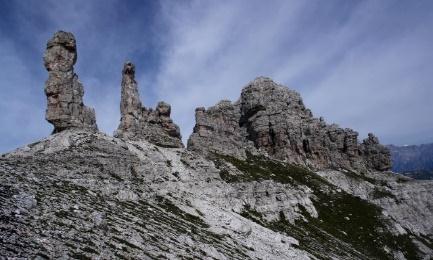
[
  {"left": 361, "top": 133, "right": 392, "bottom": 171},
  {"left": 188, "top": 77, "right": 391, "bottom": 171},
  {"left": 43, "top": 31, "right": 97, "bottom": 133},
  {"left": 115, "top": 62, "right": 183, "bottom": 148}
]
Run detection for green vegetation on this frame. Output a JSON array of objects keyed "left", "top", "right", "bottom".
[
  {"left": 240, "top": 204, "right": 263, "bottom": 222},
  {"left": 81, "top": 246, "right": 98, "bottom": 254},
  {"left": 156, "top": 196, "right": 209, "bottom": 229},
  {"left": 112, "top": 236, "right": 142, "bottom": 250},
  {"left": 342, "top": 170, "right": 377, "bottom": 184},
  {"left": 215, "top": 153, "right": 421, "bottom": 259},
  {"left": 70, "top": 252, "right": 92, "bottom": 260},
  {"left": 371, "top": 187, "right": 396, "bottom": 200},
  {"left": 166, "top": 160, "right": 172, "bottom": 167},
  {"left": 213, "top": 152, "right": 326, "bottom": 189}
]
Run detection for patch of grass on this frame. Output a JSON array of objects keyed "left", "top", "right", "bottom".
[
  {"left": 418, "top": 234, "right": 433, "bottom": 249},
  {"left": 112, "top": 236, "right": 142, "bottom": 250},
  {"left": 82, "top": 246, "right": 99, "bottom": 254},
  {"left": 343, "top": 170, "right": 377, "bottom": 184},
  {"left": 65, "top": 242, "right": 77, "bottom": 249},
  {"left": 114, "top": 252, "right": 128, "bottom": 260},
  {"left": 54, "top": 209, "right": 69, "bottom": 218},
  {"left": 213, "top": 152, "right": 327, "bottom": 189},
  {"left": 218, "top": 169, "right": 237, "bottom": 182},
  {"left": 310, "top": 192, "right": 395, "bottom": 259},
  {"left": 396, "top": 177, "right": 410, "bottom": 183},
  {"left": 240, "top": 204, "right": 265, "bottom": 225},
  {"left": 36, "top": 252, "right": 50, "bottom": 259},
  {"left": 223, "top": 153, "right": 421, "bottom": 259},
  {"left": 107, "top": 170, "right": 123, "bottom": 181},
  {"left": 70, "top": 252, "right": 91, "bottom": 260},
  {"left": 371, "top": 188, "right": 396, "bottom": 200},
  {"left": 180, "top": 157, "right": 192, "bottom": 168},
  {"left": 195, "top": 209, "right": 204, "bottom": 217},
  {"left": 155, "top": 196, "right": 209, "bottom": 229}
]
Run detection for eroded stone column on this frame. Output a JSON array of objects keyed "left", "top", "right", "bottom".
[
  {"left": 43, "top": 31, "right": 97, "bottom": 133},
  {"left": 115, "top": 62, "right": 183, "bottom": 148},
  {"left": 117, "top": 62, "right": 142, "bottom": 137}
]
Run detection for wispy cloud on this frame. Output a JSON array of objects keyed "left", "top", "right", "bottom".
[
  {"left": 0, "top": 33, "right": 50, "bottom": 151},
  {"left": 154, "top": 0, "right": 433, "bottom": 145}
]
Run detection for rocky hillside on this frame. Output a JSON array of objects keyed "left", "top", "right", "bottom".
[
  {"left": 388, "top": 144, "right": 433, "bottom": 180},
  {"left": 1, "top": 31, "right": 432, "bottom": 259}
]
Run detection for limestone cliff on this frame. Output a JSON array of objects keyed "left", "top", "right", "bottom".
[{"left": 188, "top": 77, "right": 391, "bottom": 172}]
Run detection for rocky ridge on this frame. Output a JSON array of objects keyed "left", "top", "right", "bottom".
[
  {"left": 1, "top": 31, "right": 432, "bottom": 259},
  {"left": 2, "top": 128, "right": 432, "bottom": 259},
  {"left": 114, "top": 62, "right": 183, "bottom": 148},
  {"left": 188, "top": 77, "right": 391, "bottom": 172}
]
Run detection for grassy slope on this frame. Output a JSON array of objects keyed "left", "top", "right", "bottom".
[{"left": 213, "top": 153, "right": 423, "bottom": 259}]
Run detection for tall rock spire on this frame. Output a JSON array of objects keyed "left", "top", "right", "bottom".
[
  {"left": 115, "top": 62, "right": 183, "bottom": 148},
  {"left": 117, "top": 62, "right": 142, "bottom": 135},
  {"left": 43, "top": 31, "right": 97, "bottom": 133}
]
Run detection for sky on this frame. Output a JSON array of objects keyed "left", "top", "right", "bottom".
[{"left": 0, "top": 0, "right": 433, "bottom": 153}]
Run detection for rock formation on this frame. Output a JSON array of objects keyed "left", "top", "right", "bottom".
[
  {"left": 188, "top": 77, "right": 391, "bottom": 171},
  {"left": 3, "top": 32, "right": 433, "bottom": 259},
  {"left": 361, "top": 133, "right": 392, "bottom": 171},
  {"left": 115, "top": 62, "right": 183, "bottom": 148},
  {"left": 43, "top": 31, "right": 97, "bottom": 133},
  {"left": 1, "top": 126, "right": 431, "bottom": 259}
]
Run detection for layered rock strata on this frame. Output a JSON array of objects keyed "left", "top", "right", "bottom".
[
  {"left": 115, "top": 62, "right": 183, "bottom": 148},
  {"left": 188, "top": 77, "right": 391, "bottom": 171},
  {"left": 43, "top": 31, "right": 97, "bottom": 133},
  {"left": 1, "top": 128, "right": 431, "bottom": 259}
]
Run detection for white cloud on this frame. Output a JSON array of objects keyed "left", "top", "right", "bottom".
[
  {"left": 155, "top": 1, "right": 308, "bottom": 139},
  {"left": 0, "top": 36, "right": 51, "bottom": 152},
  {"left": 154, "top": 0, "right": 433, "bottom": 145}
]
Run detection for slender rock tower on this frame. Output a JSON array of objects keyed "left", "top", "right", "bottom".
[
  {"left": 117, "top": 62, "right": 142, "bottom": 136},
  {"left": 115, "top": 62, "right": 183, "bottom": 148},
  {"left": 43, "top": 31, "right": 97, "bottom": 133}
]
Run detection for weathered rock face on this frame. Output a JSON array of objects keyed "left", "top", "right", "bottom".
[
  {"left": 361, "top": 133, "right": 392, "bottom": 171},
  {"left": 43, "top": 31, "right": 97, "bottom": 133},
  {"left": 115, "top": 62, "right": 183, "bottom": 148},
  {"left": 188, "top": 77, "right": 391, "bottom": 171},
  {"left": 1, "top": 129, "right": 431, "bottom": 259}
]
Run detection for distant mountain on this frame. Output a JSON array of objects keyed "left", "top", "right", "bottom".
[{"left": 388, "top": 143, "right": 433, "bottom": 180}]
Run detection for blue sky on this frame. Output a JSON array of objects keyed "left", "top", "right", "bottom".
[{"left": 1, "top": 0, "right": 433, "bottom": 153}]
